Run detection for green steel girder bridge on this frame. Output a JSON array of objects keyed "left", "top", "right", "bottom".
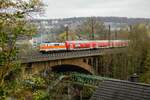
[
  {"left": 24, "top": 72, "right": 150, "bottom": 100},
  {"left": 55, "top": 73, "right": 150, "bottom": 100}
]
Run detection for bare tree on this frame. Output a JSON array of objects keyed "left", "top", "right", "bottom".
[{"left": 75, "top": 17, "right": 107, "bottom": 40}]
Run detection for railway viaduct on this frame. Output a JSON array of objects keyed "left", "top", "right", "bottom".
[{"left": 20, "top": 48, "right": 127, "bottom": 75}]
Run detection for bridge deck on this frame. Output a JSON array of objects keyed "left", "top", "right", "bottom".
[{"left": 20, "top": 48, "right": 126, "bottom": 63}]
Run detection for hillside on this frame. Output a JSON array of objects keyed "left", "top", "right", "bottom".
[{"left": 30, "top": 17, "right": 150, "bottom": 34}]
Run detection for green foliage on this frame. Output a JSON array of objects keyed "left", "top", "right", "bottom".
[
  {"left": 29, "top": 76, "right": 45, "bottom": 87},
  {"left": 24, "top": 76, "right": 46, "bottom": 91},
  {"left": 140, "top": 50, "right": 150, "bottom": 83},
  {"left": 127, "top": 24, "right": 150, "bottom": 74},
  {"left": 0, "top": 87, "right": 7, "bottom": 100},
  {"left": 0, "top": 0, "right": 43, "bottom": 86},
  {"left": 98, "top": 23, "right": 150, "bottom": 83},
  {"left": 0, "top": 0, "right": 44, "bottom": 99},
  {"left": 140, "top": 72, "right": 150, "bottom": 84},
  {"left": 33, "top": 90, "right": 50, "bottom": 100},
  {"left": 82, "top": 86, "right": 95, "bottom": 99}
]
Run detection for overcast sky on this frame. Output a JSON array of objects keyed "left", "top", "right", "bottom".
[{"left": 41, "top": 0, "right": 150, "bottom": 19}]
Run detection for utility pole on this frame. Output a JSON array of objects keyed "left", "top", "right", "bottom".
[
  {"left": 65, "top": 24, "right": 69, "bottom": 41},
  {"left": 91, "top": 17, "right": 94, "bottom": 40},
  {"left": 39, "top": 23, "right": 43, "bottom": 44},
  {"left": 129, "top": 25, "right": 133, "bottom": 40},
  {"left": 115, "top": 30, "right": 117, "bottom": 40},
  {"left": 108, "top": 25, "right": 111, "bottom": 40},
  {"left": 129, "top": 25, "right": 132, "bottom": 33},
  {"left": 108, "top": 25, "right": 111, "bottom": 46}
]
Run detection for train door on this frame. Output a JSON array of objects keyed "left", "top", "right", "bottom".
[{"left": 69, "top": 42, "right": 75, "bottom": 50}]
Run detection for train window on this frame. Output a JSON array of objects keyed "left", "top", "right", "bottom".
[
  {"left": 75, "top": 43, "right": 80, "bottom": 47},
  {"left": 54, "top": 44, "right": 59, "bottom": 46}
]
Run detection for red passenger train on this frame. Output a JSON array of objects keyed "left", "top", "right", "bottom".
[{"left": 39, "top": 40, "right": 129, "bottom": 52}]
